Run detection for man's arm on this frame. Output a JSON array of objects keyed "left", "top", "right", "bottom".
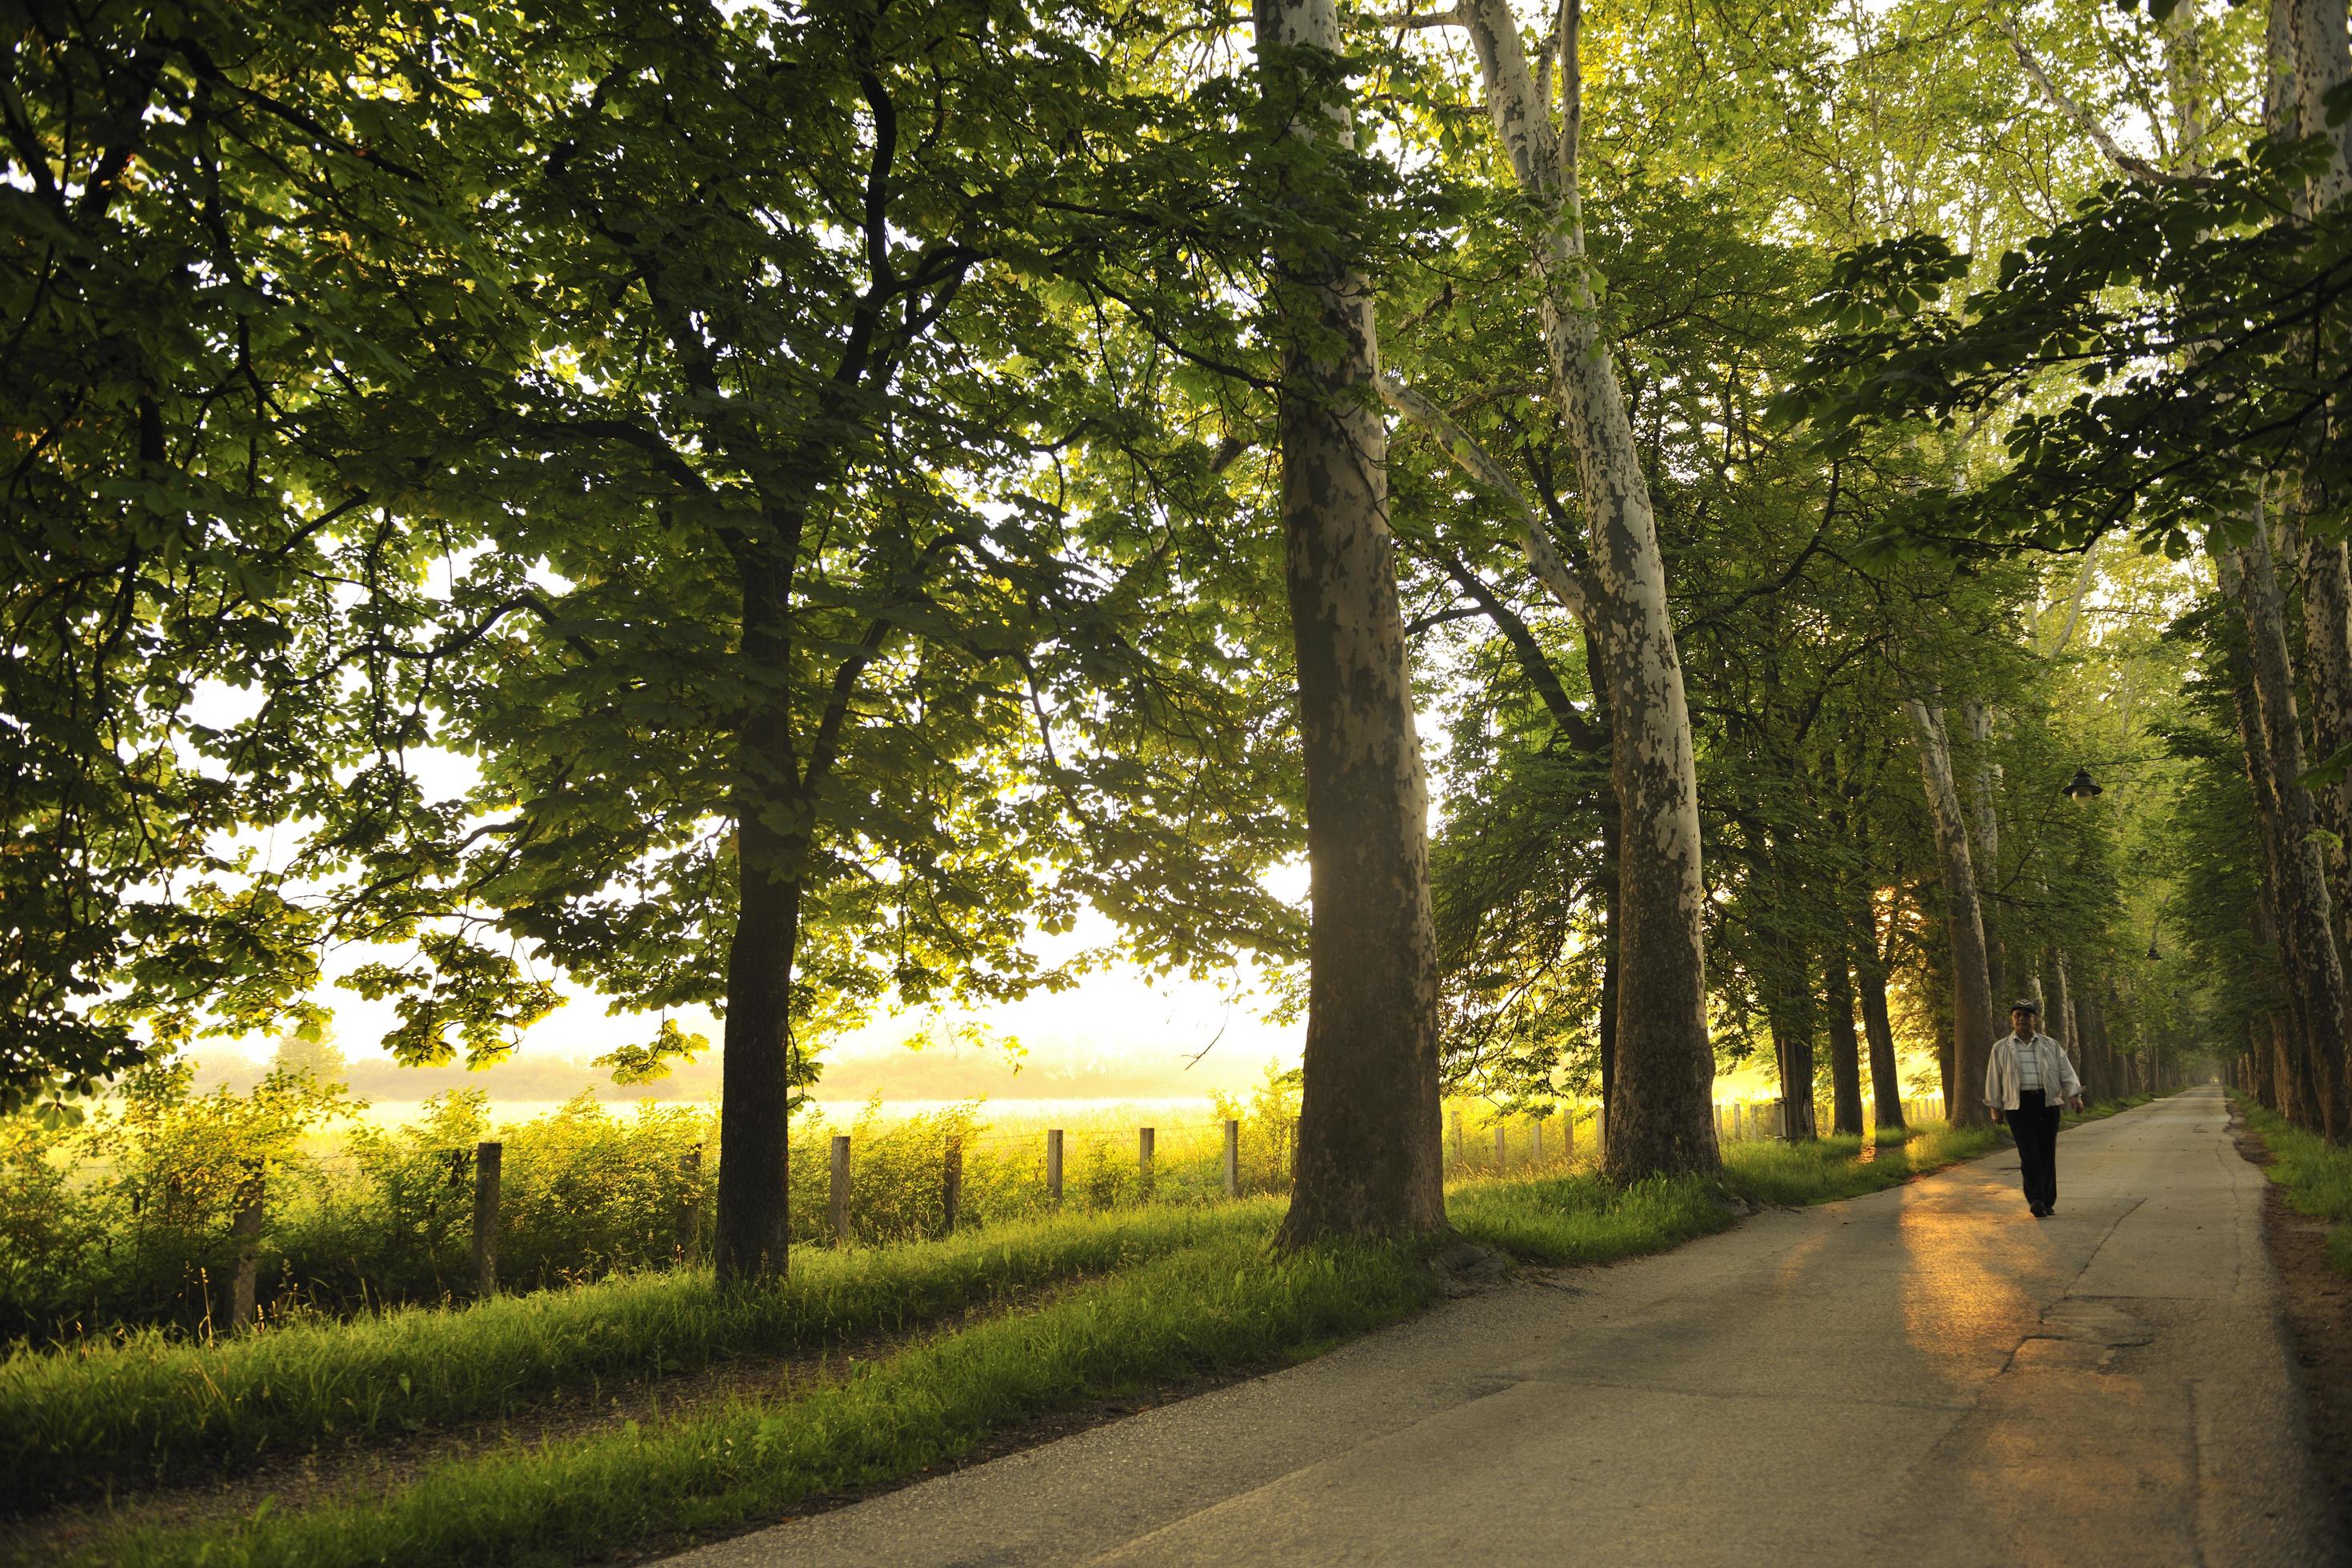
[{"left": 2056, "top": 1038, "right": 2084, "bottom": 1108}]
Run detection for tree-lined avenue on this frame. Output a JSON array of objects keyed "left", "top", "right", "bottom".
[{"left": 671, "top": 1090, "right": 2334, "bottom": 1567}]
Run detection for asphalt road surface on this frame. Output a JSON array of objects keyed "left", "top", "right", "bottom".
[{"left": 671, "top": 1086, "right": 2337, "bottom": 1566}]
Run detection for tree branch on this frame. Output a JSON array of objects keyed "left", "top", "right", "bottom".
[
  {"left": 1377, "top": 370, "right": 1589, "bottom": 622},
  {"left": 1357, "top": 8, "right": 1463, "bottom": 26},
  {"left": 1994, "top": 18, "right": 2213, "bottom": 187}
]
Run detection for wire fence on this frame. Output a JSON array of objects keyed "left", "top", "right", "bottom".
[{"left": 9, "top": 1091, "right": 1952, "bottom": 1342}]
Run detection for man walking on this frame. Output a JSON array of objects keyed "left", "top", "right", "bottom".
[{"left": 1985, "top": 999, "right": 2083, "bottom": 1218}]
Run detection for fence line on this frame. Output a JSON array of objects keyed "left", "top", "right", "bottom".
[{"left": 33, "top": 1093, "right": 1969, "bottom": 1338}]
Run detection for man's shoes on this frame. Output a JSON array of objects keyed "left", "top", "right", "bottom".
[{"left": 2030, "top": 1205, "right": 2050, "bottom": 1218}]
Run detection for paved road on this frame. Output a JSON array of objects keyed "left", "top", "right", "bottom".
[{"left": 674, "top": 1087, "right": 2337, "bottom": 1566}]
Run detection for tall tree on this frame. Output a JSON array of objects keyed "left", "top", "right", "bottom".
[
  {"left": 1376, "top": 0, "right": 1718, "bottom": 1179},
  {"left": 1906, "top": 701, "right": 1998, "bottom": 1126},
  {"left": 1256, "top": 0, "right": 1447, "bottom": 1245}
]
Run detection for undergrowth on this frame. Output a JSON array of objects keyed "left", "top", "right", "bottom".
[{"left": 2239, "top": 1098, "right": 2352, "bottom": 1275}]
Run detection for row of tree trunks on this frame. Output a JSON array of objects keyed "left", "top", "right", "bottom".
[
  {"left": 1906, "top": 702, "right": 1998, "bottom": 1126},
  {"left": 2221, "top": 521, "right": 2352, "bottom": 1138}
]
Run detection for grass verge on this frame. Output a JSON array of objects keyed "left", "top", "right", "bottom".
[
  {"left": 85, "top": 1234, "right": 1434, "bottom": 1568},
  {"left": 2238, "top": 1099, "right": 2352, "bottom": 1276},
  {"left": 1445, "top": 1118, "right": 2006, "bottom": 1262},
  {"left": 2, "top": 1202, "right": 1281, "bottom": 1506}
]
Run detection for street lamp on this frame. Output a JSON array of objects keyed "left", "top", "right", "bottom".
[{"left": 2062, "top": 766, "right": 2103, "bottom": 802}]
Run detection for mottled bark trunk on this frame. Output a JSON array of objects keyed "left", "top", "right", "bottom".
[
  {"left": 1598, "top": 802, "right": 1620, "bottom": 1130},
  {"left": 1961, "top": 702, "right": 2006, "bottom": 1007},
  {"left": 2224, "top": 519, "right": 2351, "bottom": 1137},
  {"left": 1258, "top": 0, "right": 1446, "bottom": 1246},
  {"left": 2298, "top": 535, "right": 2352, "bottom": 943},
  {"left": 1457, "top": 0, "right": 1716, "bottom": 1181},
  {"left": 1854, "top": 895, "right": 1906, "bottom": 1131},
  {"left": 2050, "top": 949, "right": 2082, "bottom": 1102},
  {"left": 2282, "top": 0, "right": 2352, "bottom": 203},
  {"left": 1906, "top": 701, "right": 1997, "bottom": 1126},
  {"left": 1823, "top": 951, "right": 1866, "bottom": 1136}
]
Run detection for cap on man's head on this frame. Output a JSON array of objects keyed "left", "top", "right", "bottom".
[{"left": 2010, "top": 998, "right": 2040, "bottom": 1014}]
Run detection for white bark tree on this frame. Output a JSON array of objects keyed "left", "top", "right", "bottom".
[
  {"left": 1906, "top": 700, "right": 1998, "bottom": 1126},
  {"left": 1372, "top": 0, "right": 1717, "bottom": 1180}
]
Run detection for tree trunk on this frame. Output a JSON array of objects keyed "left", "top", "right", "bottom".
[
  {"left": 1854, "top": 895, "right": 1906, "bottom": 1132},
  {"left": 2223, "top": 517, "right": 2351, "bottom": 1138},
  {"left": 1824, "top": 953, "right": 1866, "bottom": 1136},
  {"left": 1589, "top": 626, "right": 1621, "bottom": 1133},
  {"left": 1455, "top": 0, "right": 1717, "bottom": 1181},
  {"left": 1258, "top": 0, "right": 1446, "bottom": 1246},
  {"left": 1766, "top": 938, "right": 1819, "bottom": 1142},
  {"left": 1906, "top": 701, "right": 1997, "bottom": 1126},
  {"left": 1920, "top": 914, "right": 1955, "bottom": 1114},
  {"left": 714, "top": 661, "right": 804, "bottom": 1282},
  {"left": 2298, "top": 534, "right": 2352, "bottom": 942},
  {"left": 1962, "top": 702, "right": 2006, "bottom": 1008},
  {"left": 2050, "top": 948, "right": 2078, "bottom": 1098},
  {"left": 2073, "top": 983, "right": 2102, "bottom": 1103},
  {"left": 1598, "top": 802, "right": 1620, "bottom": 1130}
]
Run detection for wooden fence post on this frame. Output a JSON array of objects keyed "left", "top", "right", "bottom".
[
  {"left": 1046, "top": 1128, "right": 1064, "bottom": 1206},
  {"left": 1222, "top": 1118, "right": 1239, "bottom": 1198},
  {"left": 830, "top": 1134, "right": 852, "bottom": 1246},
  {"left": 677, "top": 1147, "right": 702, "bottom": 1260},
  {"left": 942, "top": 1138, "right": 962, "bottom": 1234},
  {"left": 1494, "top": 1121, "right": 1507, "bottom": 1171},
  {"left": 229, "top": 1162, "right": 263, "bottom": 1331},
  {"left": 1450, "top": 1107, "right": 1464, "bottom": 1161},
  {"left": 1138, "top": 1126, "right": 1155, "bottom": 1197},
  {"left": 1563, "top": 1107, "right": 1574, "bottom": 1158},
  {"left": 472, "top": 1141, "right": 501, "bottom": 1300},
  {"left": 1532, "top": 1116, "right": 1544, "bottom": 1166}
]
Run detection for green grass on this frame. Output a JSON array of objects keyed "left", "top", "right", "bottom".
[
  {"left": 2238, "top": 1098, "right": 2352, "bottom": 1275},
  {"left": 2, "top": 1201, "right": 1282, "bottom": 1506},
  {"left": 83, "top": 1234, "right": 1437, "bottom": 1568},
  {"left": 1446, "top": 1119, "right": 2006, "bottom": 1264}
]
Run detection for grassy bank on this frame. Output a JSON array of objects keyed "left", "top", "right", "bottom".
[
  {"left": 86, "top": 1234, "right": 1434, "bottom": 1568},
  {"left": 23, "top": 1106, "right": 2154, "bottom": 1566},
  {"left": 2238, "top": 1099, "right": 2352, "bottom": 1275},
  {"left": 1446, "top": 1118, "right": 2006, "bottom": 1264},
  {"left": 3, "top": 1202, "right": 1280, "bottom": 1506}
]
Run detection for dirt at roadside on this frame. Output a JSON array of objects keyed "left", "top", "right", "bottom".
[{"left": 2232, "top": 1108, "right": 2352, "bottom": 1543}]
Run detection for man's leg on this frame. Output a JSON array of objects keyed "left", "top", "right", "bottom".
[
  {"left": 2003, "top": 1105, "right": 2041, "bottom": 1213},
  {"left": 2014, "top": 1090, "right": 2050, "bottom": 1210},
  {"left": 2031, "top": 1102, "right": 2062, "bottom": 1211}
]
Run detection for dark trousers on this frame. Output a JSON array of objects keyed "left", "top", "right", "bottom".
[{"left": 2006, "top": 1089, "right": 2062, "bottom": 1210}]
